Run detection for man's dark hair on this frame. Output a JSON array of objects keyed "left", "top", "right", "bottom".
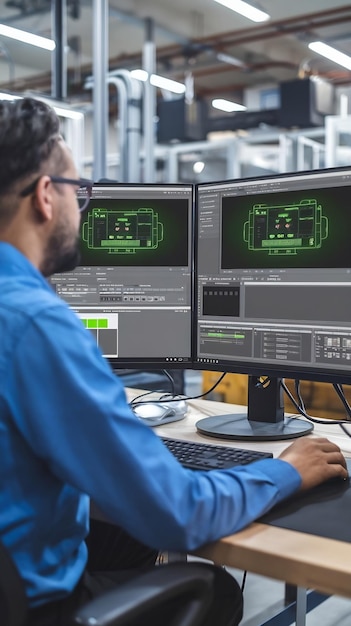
[{"left": 0, "top": 97, "right": 62, "bottom": 196}]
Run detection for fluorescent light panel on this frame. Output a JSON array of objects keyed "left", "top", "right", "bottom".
[
  {"left": 0, "top": 92, "right": 21, "bottom": 101},
  {"left": 130, "top": 69, "right": 148, "bottom": 82},
  {"left": 213, "top": 0, "right": 270, "bottom": 23},
  {"left": 212, "top": 98, "right": 246, "bottom": 112},
  {"left": 130, "top": 70, "right": 186, "bottom": 94},
  {"left": 0, "top": 23, "right": 55, "bottom": 51},
  {"left": 308, "top": 41, "right": 351, "bottom": 71},
  {"left": 193, "top": 161, "right": 205, "bottom": 174},
  {"left": 151, "top": 74, "right": 185, "bottom": 94},
  {"left": 217, "top": 52, "right": 246, "bottom": 68}
]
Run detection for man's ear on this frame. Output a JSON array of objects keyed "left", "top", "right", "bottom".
[{"left": 33, "top": 175, "right": 55, "bottom": 222}]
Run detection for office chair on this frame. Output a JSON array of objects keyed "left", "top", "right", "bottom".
[
  {"left": 75, "top": 562, "right": 215, "bottom": 626},
  {"left": 0, "top": 539, "right": 27, "bottom": 626},
  {"left": 0, "top": 536, "right": 214, "bottom": 626}
]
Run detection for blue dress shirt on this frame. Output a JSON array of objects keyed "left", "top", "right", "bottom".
[{"left": 0, "top": 242, "right": 301, "bottom": 607}]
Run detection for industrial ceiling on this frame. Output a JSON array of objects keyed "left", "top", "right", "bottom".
[{"left": 0, "top": 1, "right": 351, "bottom": 107}]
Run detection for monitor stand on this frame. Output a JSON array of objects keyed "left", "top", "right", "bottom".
[{"left": 196, "top": 375, "right": 313, "bottom": 441}]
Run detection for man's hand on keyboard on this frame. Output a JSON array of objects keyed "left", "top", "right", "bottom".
[{"left": 279, "top": 437, "right": 348, "bottom": 490}]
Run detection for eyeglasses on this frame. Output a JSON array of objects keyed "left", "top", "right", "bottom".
[{"left": 20, "top": 175, "right": 94, "bottom": 213}]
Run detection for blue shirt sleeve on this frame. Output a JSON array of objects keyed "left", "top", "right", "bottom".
[{"left": 6, "top": 301, "right": 301, "bottom": 552}]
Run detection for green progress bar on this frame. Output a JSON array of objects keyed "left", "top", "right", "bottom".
[
  {"left": 207, "top": 332, "right": 245, "bottom": 338},
  {"left": 102, "top": 239, "right": 141, "bottom": 246},
  {"left": 82, "top": 318, "right": 108, "bottom": 329},
  {"left": 262, "top": 238, "right": 302, "bottom": 248}
]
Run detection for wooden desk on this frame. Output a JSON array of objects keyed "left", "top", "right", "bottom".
[
  {"left": 141, "top": 394, "right": 351, "bottom": 601},
  {"left": 195, "top": 523, "right": 351, "bottom": 599}
]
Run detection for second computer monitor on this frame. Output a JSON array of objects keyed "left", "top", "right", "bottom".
[
  {"left": 195, "top": 167, "right": 351, "bottom": 383},
  {"left": 195, "top": 167, "right": 351, "bottom": 439}
]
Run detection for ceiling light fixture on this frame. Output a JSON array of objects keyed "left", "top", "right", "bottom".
[
  {"left": 193, "top": 161, "right": 205, "bottom": 174},
  {"left": 212, "top": 98, "right": 246, "bottom": 112},
  {"left": 0, "top": 92, "right": 21, "bottom": 101},
  {"left": 150, "top": 74, "right": 186, "bottom": 94},
  {"left": 213, "top": 0, "right": 270, "bottom": 23},
  {"left": 216, "top": 52, "right": 246, "bottom": 68},
  {"left": 308, "top": 41, "right": 351, "bottom": 71},
  {"left": 130, "top": 69, "right": 148, "bottom": 82},
  {"left": 130, "top": 70, "right": 186, "bottom": 94},
  {"left": 0, "top": 24, "right": 56, "bottom": 51}
]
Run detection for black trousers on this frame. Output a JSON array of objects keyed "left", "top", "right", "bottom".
[{"left": 27, "top": 519, "right": 243, "bottom": 626}]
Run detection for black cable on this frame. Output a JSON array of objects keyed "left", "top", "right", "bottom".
[
  {"left": 129, "top": 371, "right": 227, "bottom": 409},
  {"left": 282, "top": 380, "right": 338, "bottom": 424},
  {"left": 294, "top": 379, "right": 306, "bottom": 415},
  {"left": 333, "top": 383, "right": 351, "bottom": 418},
  {"left": 339, "top": 423, "right": 351, "bottom": 438},
  {"left": 129, "top": 389, "right": 158, "bottom": 406},
  {"left": 128, "top": 370, "right": 175, "bottom": 408},
  {"left": 185, "top": 371, "right": 227, "bottom": 400},
  {"left": 241, "top": 570, "right": 247, "bottom": 593},
  {"left": 281, "top": 379, "right": 351, "bottom": 427},
  {"left": 161, "top": 369, "right": 176, "bottom": 396}
]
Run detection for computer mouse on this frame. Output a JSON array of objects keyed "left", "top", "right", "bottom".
[
  {"left": 133, "top": 403, "right": 175, "bottom": 421},
  {"left": 158, "top": 396, "right": 188, "bottom": 416},
  {"left": 132, "top": 400, "right": 187, "bottom": 427}
]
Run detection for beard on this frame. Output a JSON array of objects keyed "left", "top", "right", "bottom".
[{"left": 40, "top": 217, "right": 81, "bottom": 277}]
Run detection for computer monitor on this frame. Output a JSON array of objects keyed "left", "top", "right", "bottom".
[
  {"left": 194, "top": 167, "right": 351, "bottom": 440},
  {"left": 50, "top": 183, "right": 194, "bottom": 370}
]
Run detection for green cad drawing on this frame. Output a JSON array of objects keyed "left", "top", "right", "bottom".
[
  {"left": 82, "top": 208, "right": 164, "bottom": 254},
  {"left": 243, "top": 199, "right": 328, "bottom": 255}
]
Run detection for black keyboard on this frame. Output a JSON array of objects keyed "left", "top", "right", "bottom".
[{"left": 161, "top": 437, "right": 273, "bottom": 470}]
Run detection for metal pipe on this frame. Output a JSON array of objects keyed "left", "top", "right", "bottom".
[
  {"left": 107, "top": 77, "right": 128, "bottom": 182},
  {"left": 51, "top": 0, "right": 67, "bottom": 100},
  {"left": 92, "top": 0, "right": 108, "bottom": 181},
  {"left": 143, "top": 18, "right": 156, "bottom": 183},
  {"left": 109, "top": 70, "right": 142, "bottom": 183}
]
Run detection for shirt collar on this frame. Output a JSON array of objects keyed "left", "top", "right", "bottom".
[{"left": 0, "top": 242, "right": 52, "bottom": 292}]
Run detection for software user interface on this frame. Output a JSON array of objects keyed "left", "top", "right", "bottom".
[
  {"left": 196, "top": 168, "right": 351, "bottom": 379},
  {"left": 50, "top": 184, "right": 193, "bottom": 366}
]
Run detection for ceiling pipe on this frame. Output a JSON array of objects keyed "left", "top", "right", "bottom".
[
  {"left": 149, "top": 6, "right": 351, "bottom": 59},
  {"left": 177, "top": 60, "right": 298, "bottom": 79},
  {"left": 211, "top": 14, "right": 351, "bottom": 50}
]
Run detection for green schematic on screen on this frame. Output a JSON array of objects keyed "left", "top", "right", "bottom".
[
  {"left": 243, "top": 199, "right": 328, "bottom": 255},
  {"left": 82, "top": 208, "right": 164, "bottom": 254}
]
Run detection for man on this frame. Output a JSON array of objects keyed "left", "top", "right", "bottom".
[{"left": 0, "top": 97, "right": 347, "bottom": 626}]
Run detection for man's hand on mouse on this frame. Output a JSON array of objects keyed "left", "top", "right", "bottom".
[{"left": 278, "top": 437, "right": 348, "bottom": 491}]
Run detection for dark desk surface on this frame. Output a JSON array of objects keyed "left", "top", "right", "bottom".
[{"left": 259, "top": 459, "right": 351, "bottom": 543}]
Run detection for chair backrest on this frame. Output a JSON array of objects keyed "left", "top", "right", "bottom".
[
  {"left": 75, "top": 561, "right": 215, "bottom": 626},
  {"left": 0, "top": 542, "right": 214, "bottom": 626},
  {"left": 0, "top": 539, "right": 27, "bottom": 626}
]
